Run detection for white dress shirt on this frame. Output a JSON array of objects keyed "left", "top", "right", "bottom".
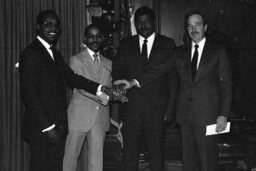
[
  {"left": 139, "top": 32, "right": 156, "bottom": 59},
  {"left": 37, "top": 36, "right": 54, "bottom": 60},
  {"left": 87, "top": 48, "right": 100, "bottom": 63},
  {"left": 191, "top": 37, "right": 206, "bottom": 69}
]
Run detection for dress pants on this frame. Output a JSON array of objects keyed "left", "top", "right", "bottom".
[
  {"left": 123, "top": 119, "right": 164, "bottom": 171},
  {"left": 180, "top": 123, "right": 219, "bottom": 171},
  {"left": 29, "top": 137, "right": 66, "bottom": 171},
  {"left": 63, "top": 127, "right": 105, "bottom": 171},
  {"left": 77, "top": 140, "right": 88, "bottom": 171}
]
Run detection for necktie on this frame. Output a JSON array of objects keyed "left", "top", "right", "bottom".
[
  {"left": 50, "top": 45, "right": 58, "bottom": 65},
  {"left": 191, "top": 44, "right": 199, "bottom": 81},
  {"left": 141, "top": 39, "right": 148, "bottom": 65},
  {"left": 93, "top": 53, "right": 100, "bottom": 75}
]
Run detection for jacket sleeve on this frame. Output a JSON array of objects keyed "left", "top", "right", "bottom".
[
  {"left": 218, "top": 47, "right": 232, "bottom": 117},
  {"left": 136, "top": 40, "right": 177, "bottom": 87},
  {"left": 55, "top": 51, "right": 99, "bottom": 95},
  {"left": 69, "top": 56, "right": 99, "bottom": 100}
]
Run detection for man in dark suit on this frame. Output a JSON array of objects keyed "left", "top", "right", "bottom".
[
  {"left": 19, "top": 10, "right": 118, "bottom": 171},
  {"left": 116, "top": 11, "right": 232, "bottom": 171},
  {"left": 112, "top": 6, "right": 177, "bottom": 171}
]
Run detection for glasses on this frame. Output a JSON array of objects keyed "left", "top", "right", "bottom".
[{"left": 87, "top": 34, "right": 103, "bottom": 39}]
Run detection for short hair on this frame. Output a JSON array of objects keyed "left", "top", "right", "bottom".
[
  {"left": 134, "top": 6, "right": 155, "bottom": 23},
  {"left": 84, "top": 24, "right": 103, "bottom": 37},
  {"left": 184, "top": 11, "right": 207, "bottom": 27},
  {"left": 36, "top": 10, "right": 60, "bottom": 25}
]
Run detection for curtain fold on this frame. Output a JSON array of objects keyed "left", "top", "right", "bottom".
[{"left": 0, "top": 1, "right": 89, "bottom": 171}]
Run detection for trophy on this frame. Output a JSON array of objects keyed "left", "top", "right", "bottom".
[{"left": 111, "top": 84, "right": 128, "bottom": 102}]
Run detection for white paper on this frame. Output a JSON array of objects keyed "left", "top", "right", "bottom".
[{"left": 206, "top": 122, "right": 230, "bottom": 136}]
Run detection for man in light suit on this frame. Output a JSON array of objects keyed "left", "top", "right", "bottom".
[
  {"left": 19, "top": 10, "right": 116, "bottom": 171},
  {"left": 116, "top": 11, "right": 232, "bottom": 171},
  {"left": 112, "top": 6, "right": 177, "bottom": 171},
  {"left": 63, "top": 24, "right": 112, "bottom": 171}
]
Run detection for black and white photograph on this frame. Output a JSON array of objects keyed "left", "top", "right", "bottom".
[{"left": 1, "top": 0, "right": 256, "bottom": 171}]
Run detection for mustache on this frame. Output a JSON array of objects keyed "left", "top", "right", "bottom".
[
  {"left": 191, "top": 31, "right": 199, "bottom": 35},
  {"left": 138, "top": 28, "right": 150, "bottom": 31}
]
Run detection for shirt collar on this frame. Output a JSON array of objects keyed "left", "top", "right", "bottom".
[
  {"left": 139, "top": 32, "right": 156, "bottom": 43},
  {"left": 192, "top": 37, "right": 206, "bottom": 49},
  {"left": 37, "top": 36, "right": 51, "bottom": 49},
  {"left": 87, "top": 48, "right": 99, "bottom": 61}
]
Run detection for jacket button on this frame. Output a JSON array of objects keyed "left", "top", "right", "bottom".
[{"left": 96, "top": 106, "right": 99, "bottom": 110}]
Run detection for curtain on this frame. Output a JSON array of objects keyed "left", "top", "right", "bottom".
[{"left": 0, "top": 0, "right": 89, "bottom": 171}]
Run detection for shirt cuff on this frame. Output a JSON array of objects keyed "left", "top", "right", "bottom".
[
  {"left": 42, "top": 124, "right": 55, "bottom": 132},
  {"left": 97, "top": 85, "right": 103, "bottom": 96},
  {"left": 133, "top": 79, "right": 141, "bottom": 88}
]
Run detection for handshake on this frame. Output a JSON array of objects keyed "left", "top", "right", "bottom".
[
  {"left": 101, "top": 83, "right": 129, "bottom": 103},
  {"left": 100, "top": 79, "right": 136, "bottom": 104}
]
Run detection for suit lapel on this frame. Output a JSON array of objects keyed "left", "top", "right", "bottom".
[
  {"left": 134, "top": 36, "right": 143, "bottom": 65},
  {"left": 35, "top": 39, "right": 60, "bottom": 72},
  {"left": 144, "top": 34, "right": 165, "bottom": 67},
  {"left": 99, "top": 54, "right": 105, "bottom": 83},
  {"left": 180, "top": 43, "right": 192, "bottom": 81},
  {"left": 195, "top": 41, "right": 212, "bottom": 82},
  {"left": 81, "top": 50, "right": 100, "bottom": 82},
  {"left": 99, "top": 55, "right": 109, "bottom": 84},
  {"left": 147, "top": 34, "right": 158, "bottom": 66}
]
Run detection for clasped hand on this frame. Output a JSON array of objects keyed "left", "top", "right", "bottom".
[
  {"left": 113, "top": 79, "right": 137, "bottom": 89},
  {"left": 102, "top": 84, "right": 128, "bottom": 103}
]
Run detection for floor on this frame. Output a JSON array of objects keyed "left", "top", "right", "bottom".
[
  {"left": 102, "top": 122, "right": 256, "bottom": 171},
  {"left": 103, "top": 161, "right": 254, "bottom": 171},
  {"left": 104, "top": 160, "right": 182, "bottom": 171}
]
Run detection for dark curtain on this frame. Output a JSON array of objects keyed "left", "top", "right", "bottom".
[{"left": 0, "top": 0, "right": 89, "bottom": 171}]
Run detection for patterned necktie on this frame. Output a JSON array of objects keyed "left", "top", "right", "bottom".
[
  {"left": 93, "top": 53, "right": 100, "bottom": 75},
  {"left": 141, "top": 39, "right": 148, "bottom": 65},
  {"left": 191, "top": 44, "right": 199, "bottom": 81}
]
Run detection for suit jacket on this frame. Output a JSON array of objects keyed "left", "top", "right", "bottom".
[
  {"left": 175, "top": 41, "right": 232, "bottom": 126},
  {"left": 67, "top": 49, "right": 112, "bottom": 132},
  {"left": 112, "top": 33, "right": 177, "bottom": 121},
  {"left": 137, "top": 40, "right": 232, "bottom": 126},
  {"left": 19, "top": 39, "right": 99, "bottom": 142}
]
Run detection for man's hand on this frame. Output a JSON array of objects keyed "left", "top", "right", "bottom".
[
  {"left": 47, "top": 128, "right": 61, "bottom": 144},
  {"left": 101, "top": 86, "right": 112, "bottom": 97},
  {"left": 216, "top": 116, "right": 227, "bottom": 133},
  {"left": 114, "top": 79, "right": 137, "bottom": 89},
  {"left": 112, "top": 84, "right": 128, "bottom": 102},
  {"left": 101, "top": 85, "right": 128, "bottom": 103},
  {"left": 112, "top": 84, "right": 127, "bottom": 96}
]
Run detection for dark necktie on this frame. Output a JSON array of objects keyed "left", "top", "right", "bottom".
[
  {"left": 141, "top": 39, "right": 148, "bottom": 65},
  {"left": 50, "top": 45, "right": 58, "bottom": 65},
  {"left": 191, "top": 44, "right": 199, "bottom": 81}
]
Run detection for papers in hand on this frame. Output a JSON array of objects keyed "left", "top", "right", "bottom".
[
  {"left": 206, "top": 122, "right": 231, "bottom": 136},
  {"left": 95, "top": 92, "right": 109, "bottom": 106}
]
